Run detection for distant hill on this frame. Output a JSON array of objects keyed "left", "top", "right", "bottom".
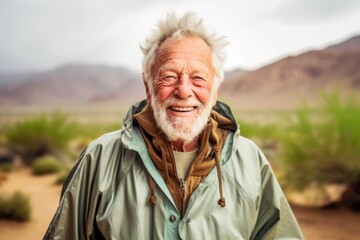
[
  {"left": 325, "top": 35, "right": 360, "bottom": 52},
  {"left": 0, "top": 64, "right": 143, "bottom": 106},
  {"left": 223, "top": 68, "right": 248, "bottom": 83},
  {"left": 219, "top": 35, "right": 360, "bottom": 110}
]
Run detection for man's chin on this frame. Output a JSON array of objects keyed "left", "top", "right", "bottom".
[
  {"left": 167, "top": 122, "right": 193, "bottom": 134},
  {"left": 167, "top": 116, "right": 194, "bottom": 127}
]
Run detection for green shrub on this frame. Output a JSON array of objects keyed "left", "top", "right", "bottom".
[
  {"left": 10, "top": 191, "right": 32, "bottom": 221},
  {"left": 77, "top": 122, "right": 122, "bottom": 139},
  {"left": 5, "top": 112, "right": 76, "bottom": 164},
  {"left": 279, "top": 92, "right": 360, "bottom": 190},
  {"left": 238, "top": 120, "right": 279, "bottom": 144},
  {"left": 237, "top": 119, "right": 281, "bottom": 165},
  {"left": 0, "top": 193, "right": 10, "bottom": 217},
  {"left": 0, "top": 191, "right": 31, "bottom": 221},
  {"left": 32, "top": 155, "right": 62, "bottom": 175},
  {"left": 0, "top": 163, "right": 13, "bottom": 172}
]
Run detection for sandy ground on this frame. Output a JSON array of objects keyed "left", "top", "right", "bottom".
[
  {"left": 0, "top": 168, "right": 61, "bottom": 240},
  {"left": 0, "top": 168, "right": 360, "bottom": 240}
]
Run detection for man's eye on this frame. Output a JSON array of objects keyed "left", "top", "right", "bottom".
[
  {"left": 162, "top": 75, "right": 178, "bottom": 82},
  {"left": 194, "top": 76, "right": 204, "bottom": 80}
]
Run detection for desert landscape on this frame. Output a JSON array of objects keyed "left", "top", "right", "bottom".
[{"left": 0, "top": 35, "right": 360, "bottom": 239}]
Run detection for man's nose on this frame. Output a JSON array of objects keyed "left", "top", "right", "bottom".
[{"left": 175, "top": 76, "right": 193, "bottom": 99}]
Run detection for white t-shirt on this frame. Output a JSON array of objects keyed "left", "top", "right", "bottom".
[{"left": 173, "top": 149, "right": 198, "bottom": 179}]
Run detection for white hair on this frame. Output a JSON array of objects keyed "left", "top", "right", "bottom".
[{"left": 140, "top": 12, "right": 228, "bottom": 94}]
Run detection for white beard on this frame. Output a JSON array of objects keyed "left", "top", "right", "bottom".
[{"left": 150, "top": 93, "right": 214, "bottom": 144}]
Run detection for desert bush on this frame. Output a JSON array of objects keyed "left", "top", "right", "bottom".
[
  {"left": 238, "top": 119, "right": 281, "bottom": 164},
  {"left": 238, "top": 120, "right": 279, "bottom": 144},
  {"left": 0, "top": 191, "right": 31, "bottom": 221},
  {"left": 32, "top": 155, "right": 63, "bottom": 175},
  {"left": 279, "top": 92, "right": 360, "bottom": 191},
  {"left": 0, "top": 193, "right": 10, "bottom": 217},
  {"left": 0, "top": 149, "right": 14, "bottom": 172},
  {"left": 0, "top": 163, "right": 13, "bottom": 172},
  {"left": 5, "top": 112, "right": 76, "bottom": 164},
  {"left": 10, "top": 191, "right": 32, "bottom": 221}
]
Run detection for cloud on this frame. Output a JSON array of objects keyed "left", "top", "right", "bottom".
[
  {"left": 0, "top": 0, "right": 360, "bottom": 72},
  {"left": 0, "top": 0, "right": 193, "bottom": 71},
  {"left": 272, "top": 0, "right": 360, "bottom": 24}
]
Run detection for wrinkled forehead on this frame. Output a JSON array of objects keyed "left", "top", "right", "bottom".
[{"left": 154, "top": 36, "right": 214, "bottom": 71}]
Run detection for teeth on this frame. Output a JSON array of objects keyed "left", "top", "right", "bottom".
[{"left": 170, "top": 106, "right": 195, "bottom": 112}]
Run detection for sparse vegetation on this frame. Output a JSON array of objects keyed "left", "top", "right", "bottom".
[
  {"left": 238, "top": 119, "right": 282, "bottom": 165},
  {"left": 32, "top": 155, "right": 63, "bottom": 175},
  {"left": 277, "top": 92, "right": 360, "bottom": 209},
  {"left": 5, "top": 112, "right": 77, "bottom": 164},
  {"left": 3, "top": 112, "right": 122, "bottom": 165},
  {"left": 0, "top": 163, "right": 13, "bottom": 172},
  {"left": 236, "top": 91, "right": 360, "bottom": 209},
  {"left": 76, "top": 121, "right": 122, "bottom": 140},
  {"left": 239, "top": 120, "right": 273, "bottom": 139},
  {"left": 0, "top": 191, "right": 32, "bottom": 221},
  {"left": 238, "top": 120, "right": 280, "bottom": 146}
]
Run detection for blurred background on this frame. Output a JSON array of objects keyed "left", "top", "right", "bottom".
[{"left": 0, "top": 0, "right": 360, "bottom": 239}]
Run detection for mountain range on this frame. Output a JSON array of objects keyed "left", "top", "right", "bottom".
[
  {"left": 0, "top": 64, "right": 143, "bottom": 106},
  {"left": 0, "top": 35, "right": 359, "bottom": 111},
  {"left": 220, "top": 35, "right": 360, "bottom": 110}
]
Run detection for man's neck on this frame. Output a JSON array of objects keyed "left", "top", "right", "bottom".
[{"left": 170, "top": 136, "right": 199, "bottom": 152}]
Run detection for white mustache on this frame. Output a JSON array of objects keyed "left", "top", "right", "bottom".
[{"left": 162, "top": 97, "right": 202, "bottom": 109}]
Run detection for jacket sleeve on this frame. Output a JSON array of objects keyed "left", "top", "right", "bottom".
[
  {"left": 250, "top": 148, "right": 304, "bottom": 240},
  {"left": 43, "top": 146, "right": 104, "bottom": 240}
]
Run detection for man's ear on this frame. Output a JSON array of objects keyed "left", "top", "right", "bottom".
[{"left": 142, "top": 72, "right": 151, "bottom": 103}]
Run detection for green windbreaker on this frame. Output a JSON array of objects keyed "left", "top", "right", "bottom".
[{"left": 44, "top": 100, "right": 304, "bottom": 239}]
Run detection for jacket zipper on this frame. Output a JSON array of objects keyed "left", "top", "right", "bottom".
[
  {"left": 180, "top": 178, "right": 186, "bottom": 191},
  {"left": 179, "top": 178, "right": 186, "bottom": 216}
]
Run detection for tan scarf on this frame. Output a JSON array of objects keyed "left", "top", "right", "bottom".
[{"left": 133, "top": 104, "right": 236, "bottom": 217}]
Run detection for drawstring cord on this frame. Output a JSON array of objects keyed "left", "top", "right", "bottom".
[
  {"left": 213, "top": 146, "right": 226, "bottom": 207},
  {"left": 149, "top": 138, "right": 171, "bottom": 206},
  {"left": 149, "top": 176, "right": 157, "bottom": 205}
]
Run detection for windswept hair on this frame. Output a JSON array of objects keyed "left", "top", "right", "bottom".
[{"left": 140, "top": 12, "right": 228, "bottom": 92}]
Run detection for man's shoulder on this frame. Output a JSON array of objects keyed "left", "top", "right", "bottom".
[
  {"left": 72, "top": 129, "right": 135, "bottom": 175},
  {"left": 85, "top": 129, "right": 124, "bottom": 153},
  {"left": 70, "top": 129, "right": 125, "bottom": 168},
  {"left": 229, "top": 134, "right": 270, "bottom": 165}
]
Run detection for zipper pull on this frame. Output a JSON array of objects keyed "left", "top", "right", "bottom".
[
  {"left": 179, "top": 178, "right": 186, "bottom": 198},
  {"left": 180, "top": 178, "right": 186, "bottom": 189}
]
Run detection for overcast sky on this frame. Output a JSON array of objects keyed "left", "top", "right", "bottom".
[{"left": 1, "top": 0, "right": 360, "bottom": 73}]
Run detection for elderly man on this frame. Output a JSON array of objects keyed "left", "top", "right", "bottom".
[{"left": 44, "top": 12, "right": 303, "bottom": 239}]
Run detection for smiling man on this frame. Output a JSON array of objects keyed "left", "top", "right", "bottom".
[
  {"left": 149, "top": 36, "right": 217, "bottom": 148},
  {"left": 44, "top": 12, "right": 303, "bottom": 239}
]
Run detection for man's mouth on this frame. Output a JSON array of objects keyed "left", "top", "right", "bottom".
[{"left": 169, "top": 106, "right": 196, "bottom": 112}]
